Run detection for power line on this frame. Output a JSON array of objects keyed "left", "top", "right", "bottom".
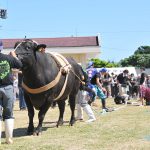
[
  {"left": 101, "top": 46, "right": 135, "bottom": 51},
  {"left": 99, "top": 30, "right": 150, "bottom": 34},
  {"left": 1, "top": 28, "right": 150, "bottom": 34}
]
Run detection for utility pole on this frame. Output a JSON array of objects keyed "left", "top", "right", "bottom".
[
  {"left": 0, "top": 9, "right": 7, "bottom": 30},
  {"left": 0, "top": 9, "right": 7, "bottom": 19},
  {"left": 0, "top": 7, "right": 7, "bottom": 49}
]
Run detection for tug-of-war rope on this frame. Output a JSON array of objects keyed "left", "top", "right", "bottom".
[{"left": 91, "top": 101, "right": 141, "bottom": 116}]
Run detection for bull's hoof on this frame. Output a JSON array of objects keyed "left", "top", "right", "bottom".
[
  {"left": 69, "top": 122, "right": 74, "bottom": 126},
  {"left": 33, "top": 131, "right": 42, "bottom": 136},
  {"left": 27, "top": 126, "right": 34, "bottom": 135},
  {"left": 56, "top": 120, "right": 64, "bottom": 128},
  {"left": 33, "top": 127, "right": 42, "bottom": 136},
  {"left": 69, "top": 118, "right": 76, "bottom": 126}
]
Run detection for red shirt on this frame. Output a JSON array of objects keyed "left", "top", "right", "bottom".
[{"left": 140, "top": 85, "right": 150, "bottom": 101}]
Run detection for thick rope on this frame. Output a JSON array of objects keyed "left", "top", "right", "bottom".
[
  {"left": 54, "top": 71, "right": 69, "bottom": 100},
  {"left": 70, "top": 69, "right": 84, "bottom": 84},
  {"left": 22, "top": 68, "right": 62, "bottom": 94}
]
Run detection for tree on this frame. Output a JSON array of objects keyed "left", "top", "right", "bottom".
[
  {"left": 120, "top": 46, "right": 150, "bottom": 68},
  {"left": 91, "top": 58, "right": 119, "bottom": 68},
  {"left": 134, "top": 46, "right": 150, "bottom": 55}
]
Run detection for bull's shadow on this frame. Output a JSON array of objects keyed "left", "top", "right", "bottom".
[
  {"left": 1, "top": 121, "right": 69, "bottom": 138},
  {"left": 1, "top": 127, "right": 47, "bottom": 138}
]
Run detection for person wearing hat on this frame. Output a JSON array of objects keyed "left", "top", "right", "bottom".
[
  {"left": 37, "top": 44, "right": 47, "bottom": 53},
  {"left": 86, "top": 61, "right": 97, "bottom": 84},
  {"left": 0, "top": 42, "right": 22, "bottom": 144},
  {"left": 86, "top": 61, "right": 97, "bottom": 102},
  {"left": 86, "top": 63, "right": 109, "bottom": 113},
  {"left": 87, "top": 61, "right": 94, "bottom": 69}
]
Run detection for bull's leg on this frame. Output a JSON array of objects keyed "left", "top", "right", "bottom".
[
  {"left": 56, "top": 100, "right": 65, "bottom": 127},
  {"left": 24, "top": 93, "right": 34, "bottom": 135},
  {"left": 34, "top": 101, "right": 51, "bottom": 136},
  {"left": 69, "top": 95, "right": 76, "bottom": 126}
]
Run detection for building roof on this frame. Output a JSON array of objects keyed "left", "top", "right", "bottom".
[{"left": 1, "top": 36, "right": 99, "bottom": 49}]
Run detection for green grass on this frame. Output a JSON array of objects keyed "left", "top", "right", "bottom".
[{"left": 0, "top": 99, "right": 150, "bottom": 150}]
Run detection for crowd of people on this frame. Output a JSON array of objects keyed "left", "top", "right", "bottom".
[
  {"left": 75, "top": 62, "right": 150, "bottom": 123},
  {"left": 87, "top": 64, "right": 150, "bottom": 103}
]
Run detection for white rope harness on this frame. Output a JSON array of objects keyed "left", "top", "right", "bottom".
[{"left": 14, "top": 40, "right": 38, "bottom": 51}]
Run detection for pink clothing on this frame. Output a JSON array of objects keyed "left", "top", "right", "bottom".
[{"left": 139, "top": 85, "right": 150, "bottom": 100}]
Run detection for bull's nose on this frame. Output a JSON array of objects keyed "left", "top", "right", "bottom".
[{"left": 18, "top": 55, "right": 23, "bottom": 61}]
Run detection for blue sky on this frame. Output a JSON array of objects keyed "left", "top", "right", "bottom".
[{"left": 0, "top": 0, "right": 150, "bottom": 62}]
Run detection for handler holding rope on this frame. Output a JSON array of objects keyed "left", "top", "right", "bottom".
[{"left": 0, "top": 41, "right": 22, "bottom": 144}]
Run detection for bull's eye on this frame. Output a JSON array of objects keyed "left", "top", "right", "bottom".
[{"left": 26, "top": 46, "right": 30, "bottom": 50}]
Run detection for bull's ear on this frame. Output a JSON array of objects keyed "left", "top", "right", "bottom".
[
  {"left": 35, "top": 44, "right": 42, "bottom": 51},
  {"left": 34, "top": 44, "right": 39, "bottom": 51},
  {"left": 14, "top": 41, "right": 21, "bottom": 49}
]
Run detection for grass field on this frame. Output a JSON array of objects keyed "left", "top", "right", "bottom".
[{"left": 1, "top": 98, "right": 150, "bottom": 150}]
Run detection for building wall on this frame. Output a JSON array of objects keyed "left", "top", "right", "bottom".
[
  {"left": 46, "top": 46, "right": 100, "bottom": 67},
  {"left": 46, "top": 46, "right": 100, "bottom": 54}
]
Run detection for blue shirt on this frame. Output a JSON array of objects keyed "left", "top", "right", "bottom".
[{"left": 86, "top": 68, "right": 97, "bottom": 81}]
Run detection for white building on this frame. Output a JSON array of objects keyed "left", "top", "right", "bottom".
[{"left": 1, "top": 36, "right": 100, "bottom": 67}]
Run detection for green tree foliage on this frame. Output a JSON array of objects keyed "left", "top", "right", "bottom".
[
  {"left": 134, "top": 46, "right": 150, "bottom": 55},
  {"left": 91, "top": 58, "right": 119, "bottom": 68},
  {"left": 120, "top": 46, "right": 150, "bottom": 68}
]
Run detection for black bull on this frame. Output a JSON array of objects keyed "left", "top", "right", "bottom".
[{"left": 15, "top": 39, "right": 83, "bottom": 135}]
